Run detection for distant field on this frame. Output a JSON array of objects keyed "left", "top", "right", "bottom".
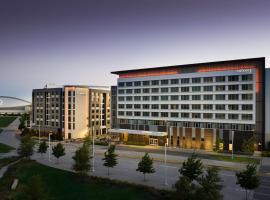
[{"left": 0, "top": 116, "right": 17, "bottom": 127}]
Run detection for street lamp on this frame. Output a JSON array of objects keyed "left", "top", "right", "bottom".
[
  {"left": 231, "top": 130, "right": 234, "bottom": 160},
  {"left": 164, "top": 120, "right": 169, "bottom": 186},
  {"left": 48, "top": 131, "right": 52, "bottom": 162},
  {"left": 38, "top": 124, "right": 41, "bottom": 144},
  {"left": 92, "top": 126, "right": 95, "bottom": 172}
]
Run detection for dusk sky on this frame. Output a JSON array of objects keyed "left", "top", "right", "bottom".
[{"left": 0, "top": 0, "right": 270, "bottom": 101}]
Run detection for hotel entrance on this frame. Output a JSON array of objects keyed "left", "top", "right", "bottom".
[{"left": 149, "top": 138, "right": 158, "bottom": 146}]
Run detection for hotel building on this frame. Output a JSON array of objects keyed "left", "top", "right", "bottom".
[
  {"left": 32, "top": 85, "right": 111, "bottom": 140},
  {"left": 110, "top": 58, "right": 269, "bottom": 151}
]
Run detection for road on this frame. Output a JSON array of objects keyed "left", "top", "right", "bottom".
[{"left": 1, "top": 118, "right": 268, "bottom": 200}]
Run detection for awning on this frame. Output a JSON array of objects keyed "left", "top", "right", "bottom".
[{"left": 109, "top": 128, "right": 167, "bottom": 137}]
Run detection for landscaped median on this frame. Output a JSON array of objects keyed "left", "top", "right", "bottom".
[
  {"left": 0, "top": 159, "right": 171, "bottom": 200},
  {"left": 0, "top": 143, "right": 15, "bottom": 153}
]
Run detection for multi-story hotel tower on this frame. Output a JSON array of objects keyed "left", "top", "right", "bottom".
[{"left": 110, "top": 58, "right": 268, "bottom": 151}]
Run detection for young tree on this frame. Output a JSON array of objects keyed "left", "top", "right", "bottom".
[
  {"left": 52, "top": 143, "right": 65, "bottom": 163},
  {"left": 236, "top": 163, "right": 260, "bottom": 200},
  {"left": 179, "top": 153, "right": 203, "bottom": 181},
  {"left": 195, "top": 167, "right": 223, "bottom": 200},
  {"left": 38, "top": 141, "right": 48, "bottom": 157},
  {"left": 174, "top": 176, "right": 196, "bottom": 200},
  {"left": 72, "top": 144, "right": 91, "bottom": 176},
  {"left": 242, "top": 136, "right": 256, "bottom": 154},
  {"left": 17, "top": 134, "right": 35, "bottom": 159},
  {"left": 136, "top": 153, "right": 155, "bottom": 181},
  {"left": 103, "top": 145, "right": 118, "bottom": 175}
]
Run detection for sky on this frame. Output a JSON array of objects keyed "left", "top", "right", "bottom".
[{"left": 0, "top": 0, "right": 270, "bottom": 101}]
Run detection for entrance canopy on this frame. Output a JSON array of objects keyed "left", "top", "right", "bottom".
[{"left": 109, "top": 128, "right": 167, "bottom": 137}]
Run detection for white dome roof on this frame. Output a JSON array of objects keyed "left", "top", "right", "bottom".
[{"left": 0, "top": 96, "right": 31, "bottom": 108}]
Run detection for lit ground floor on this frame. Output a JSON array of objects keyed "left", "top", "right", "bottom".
[{"left": 110, "top": 127, "right": 257, "bottom": 152}]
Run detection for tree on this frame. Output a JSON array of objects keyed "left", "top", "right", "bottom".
[
  {"left": 38, "top": 141, "right": 48, "bottom": 157},
  {"left": 136, "top": 153, "right": 155, "bottom": 181},
  {"left": 179, "top": 153, "right": 203, "bottom": 181},
  {"left": 72, "top": 144, "right": 91, "bottom": 175},
  {"left": 52, "top": 143, "right": 65, "bottom": 163},
  {"left": 242, "top": 136, "right": 256, "bottom": 154},
  {"left": 195, "top": 167, "right": 223, "bottom": 200},
  {"left": 174, "top": 176, "right": 196, "bottom": 200},
  {"left": 103, "top": 145, "right": 118, "bottom": 175},
  {"left": 236, "top": 163, "right": 260, "bottom": 200},
  {"left": 17, "top": 134, "right": 35, "bottom": 159}
]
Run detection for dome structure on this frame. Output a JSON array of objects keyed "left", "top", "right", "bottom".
[{"left": 0, "top": 96, "right": 31, "bottom": 114}]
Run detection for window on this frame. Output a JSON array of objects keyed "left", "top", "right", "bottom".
[
  {"left": 171, "top": 95, "right": 179, "bottom": 101},
  {"left": 171, "top": 113, "right": 179, "bottom": 118},
  {"left": 161, "top": 88, "right": 169, "bottom": 93},
  {"left": 118, "top": 111, "right": 124, "bottom": 116},
  {"left": 143, "top": 88, "right": 150, "bottom": 93},
  {"left": 192, "top": 77, "right": 201, "bottom": 83},
  {"left": 118, "top": 82, "right": 125, "bottom": 87},
  {"left": 203, "top": 104, "right": 213, "bottom": 110},
  {"left": 216, "top": 76, "right": 225, "bottom": 82},
  {"left": 151, "top": 80, "right": 159, "bottom": 85},
  {"left": 216, "top": 104, "right": 225, "bottom": 110},
  {"left": 143, "top": 96, "right": 150, "bottom": 101},
  {"left": 203, "top": 86, "right": 213, "bottom": 91},
  {"left": 126, "top": 89, "right": 133, "bottom": 94},
  {"left": 143, "top": 112, "right": 150, "bottom": 117},
  {"left": 161, "top": 96, "right": 169, "bottom": 101},
  {"left": 142, "top": 81, "right": 150, "bottom": 86},
  {"left": 161, "top": 80, "right": 169, "bottom": 85},
  {"left": 118, "top": 97, "right": 125, "bottom": 101},
  {"left": 242, "top": 94, "right": 253, "bottom": 100},
  {"left": 203, "top": 113, "right": 213, "bottom": 119},
  {"left": 151, "top": 88, "right": 159, "bottom": 93},
  {"left": 181, "top": 95, "right": 189, "bottom": 100},
  {"left": 228, "top": 114, "right": 238, "bottom": 119},
  {"left": 171, "top": 87, "right": 179, "bottom": 92},
  {"left": 118, "top": 104, "right": 125, "bottom": 109},
  {"left": 203, "top": 77, "right": 213, "bottom": 83},
  {"left": 171, "top": 79, "right": 179, "bottom": 84},
  {"left": 142, "top": 104, "right": 150, "bottom": 109},
  {"left": 242, "top": 114, "right": 252, "bottom": 120},
  {"left": 161, "top": 112, "right": 168, "bottom": 117},
  {"left": 203, "top": 95, "right": 213, "bottom": 100},
  {"left": 192, "top": 86, "right": 201, "bottom": 92},
  {"left": 242, "top": 74, "right": 253, "bottom": 81},
  {"left": 216, "top": 113, "right": 225, "bottom": 119},
  {"left": 181, "top": 87, "right": 189, "bottom": 92},
  {"left": 228, "top": 94, "right": 239, "bottom": 100},
  {"left": 126, "top": 82, "right": 133, "bottom": 87},
  {"left": 126, "top": 111, "right": 133, "bottom": 116},
  {"left": 192, "top": 104, "right": 201, "bottom": 110},
  {"left": 181, "top": 78, "right": 190, "bottom": 84},
  {"left": 216, "top": 94, "right": 225, "bottom": 100},
  {"left": 192, "top": 95, "right": 201, "bottom": 100},
  {"left": 242, "top": 84, "right": 253, "bottom": 90},
  {"left": 134, "top": 81, "right": 141, "bottom": 86},
  {"left": 118, "top": 89, "right": 125, "bottom": 94},
  {"left": 151, "top": 96, "right": 159, "bottom": 101},
  {"left": 216, "top": 85, "right": 225, "bottom": 91},
  {"left": 151, "top": 104, "right": 159, "bottom": 109},
  {"left": 134, "top": 112, "right": 141, "bottom": 116},
  {"left": 181, "top": 113, "right": 189, "bottom": 118},
  {"left": 126, "top": 96, "right": 133, "bottom": 101},
  {"left": 228, "top": 75, "right": 239, "bottom": 82},
  {"left": 151, "top": 112, "right": 159, "bottom": 117},
  {"left": 192, "top": 113, "right": 201, "bottom": 118},
  {"left": 134, "top": 104, "right": 141, "bottom": 109},
  {"left": 228, "top": 85, "right": 239, "bottom": 91},
  {"left": 171, "top": 104, "right": 179, "bottom": 109},
  {"left": 161, "top": 104, "right": 169, "bottom": 109},
  {"left": 134, "top": 89, "right": 141, "bottom": 94},
  {"left": 181, "top": 104, "right": 189, "bottom": 110},
  {"left": 228, "top": 104, "right": 238, "bottom": 110},
  {"left": 242, "top": 104, "right": 253, "bottom": 110},
  {"left": 134, "top": 96, "right": 141, "bottom": 101},
  {"left": 126, "top": 104, "right": 132, "bottom": 109}
]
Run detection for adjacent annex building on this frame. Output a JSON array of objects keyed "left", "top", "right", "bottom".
[
  {"left": 110, "top": 57, "right": 268, "bottom": 151},
  {"left": 0, "top": 96, "right": 31, "bottom": 115},
  {"left": 31, "top": 85, "right": 111, "bottom": 140}
]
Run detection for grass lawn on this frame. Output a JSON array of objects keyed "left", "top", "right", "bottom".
[
  {"left": 209, "top": 154, "right": 261, "bottom": 164},
  {"left": 0, "top": 160, "right": 170, "bottom": 200},
  {"left": 0, "top": 156, "right": 20, "bottom": 168},
  {"left": 0, "top": 116, "right": 17, "bottom": 128},
  {"left": 0, "top": 128, "right": 2, "bottom": 134},
  {"left": 0, "top": 143, "right": 15, "bottom": 153}
]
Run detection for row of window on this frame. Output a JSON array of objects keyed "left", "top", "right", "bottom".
[
  {"left": 118, "top": 74, "right": 253, "bottom": 87},
  {"left": 118, "top": 94, "right": 253, "bottom": 101},
  {"left": 118, "top": 111, "right": 253, "bottom": 120},
  {"left": 118, "top": 104, "right": 253, "bottom": 110},
  {"left": 118, "top": 84, "right": 253, "bottom": 94}
]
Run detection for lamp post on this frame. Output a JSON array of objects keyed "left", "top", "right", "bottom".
[
  {"left": 231, "top": 130, "right": 234, "bottom": 160},
  {"left": 92, "top": 126, "right": 95, "bottom": 172},
  {"left": 48, "top": 131, "right": 52, "bottom": 162},
  {"left": 38, "top": 124, "right": 41, "bottom": 144},
  {"left": 164, "top": 120, "right": 169, "bottom": 186}
]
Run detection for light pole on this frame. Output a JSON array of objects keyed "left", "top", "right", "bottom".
[
  {"left": 38, "top": 124, "right": 41, "bottom": 144},
  {"left": 48, "top": 131, "right": 52, "bottom": 162},
  {"left": 231, "top": 130, "right": 234, "bottom": 160},
  {"left": 164, "top": 120, "right": 169, "bottom": 186},
  {"left": 92, "top": 126, "right": 95, "bottom": 172}
]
